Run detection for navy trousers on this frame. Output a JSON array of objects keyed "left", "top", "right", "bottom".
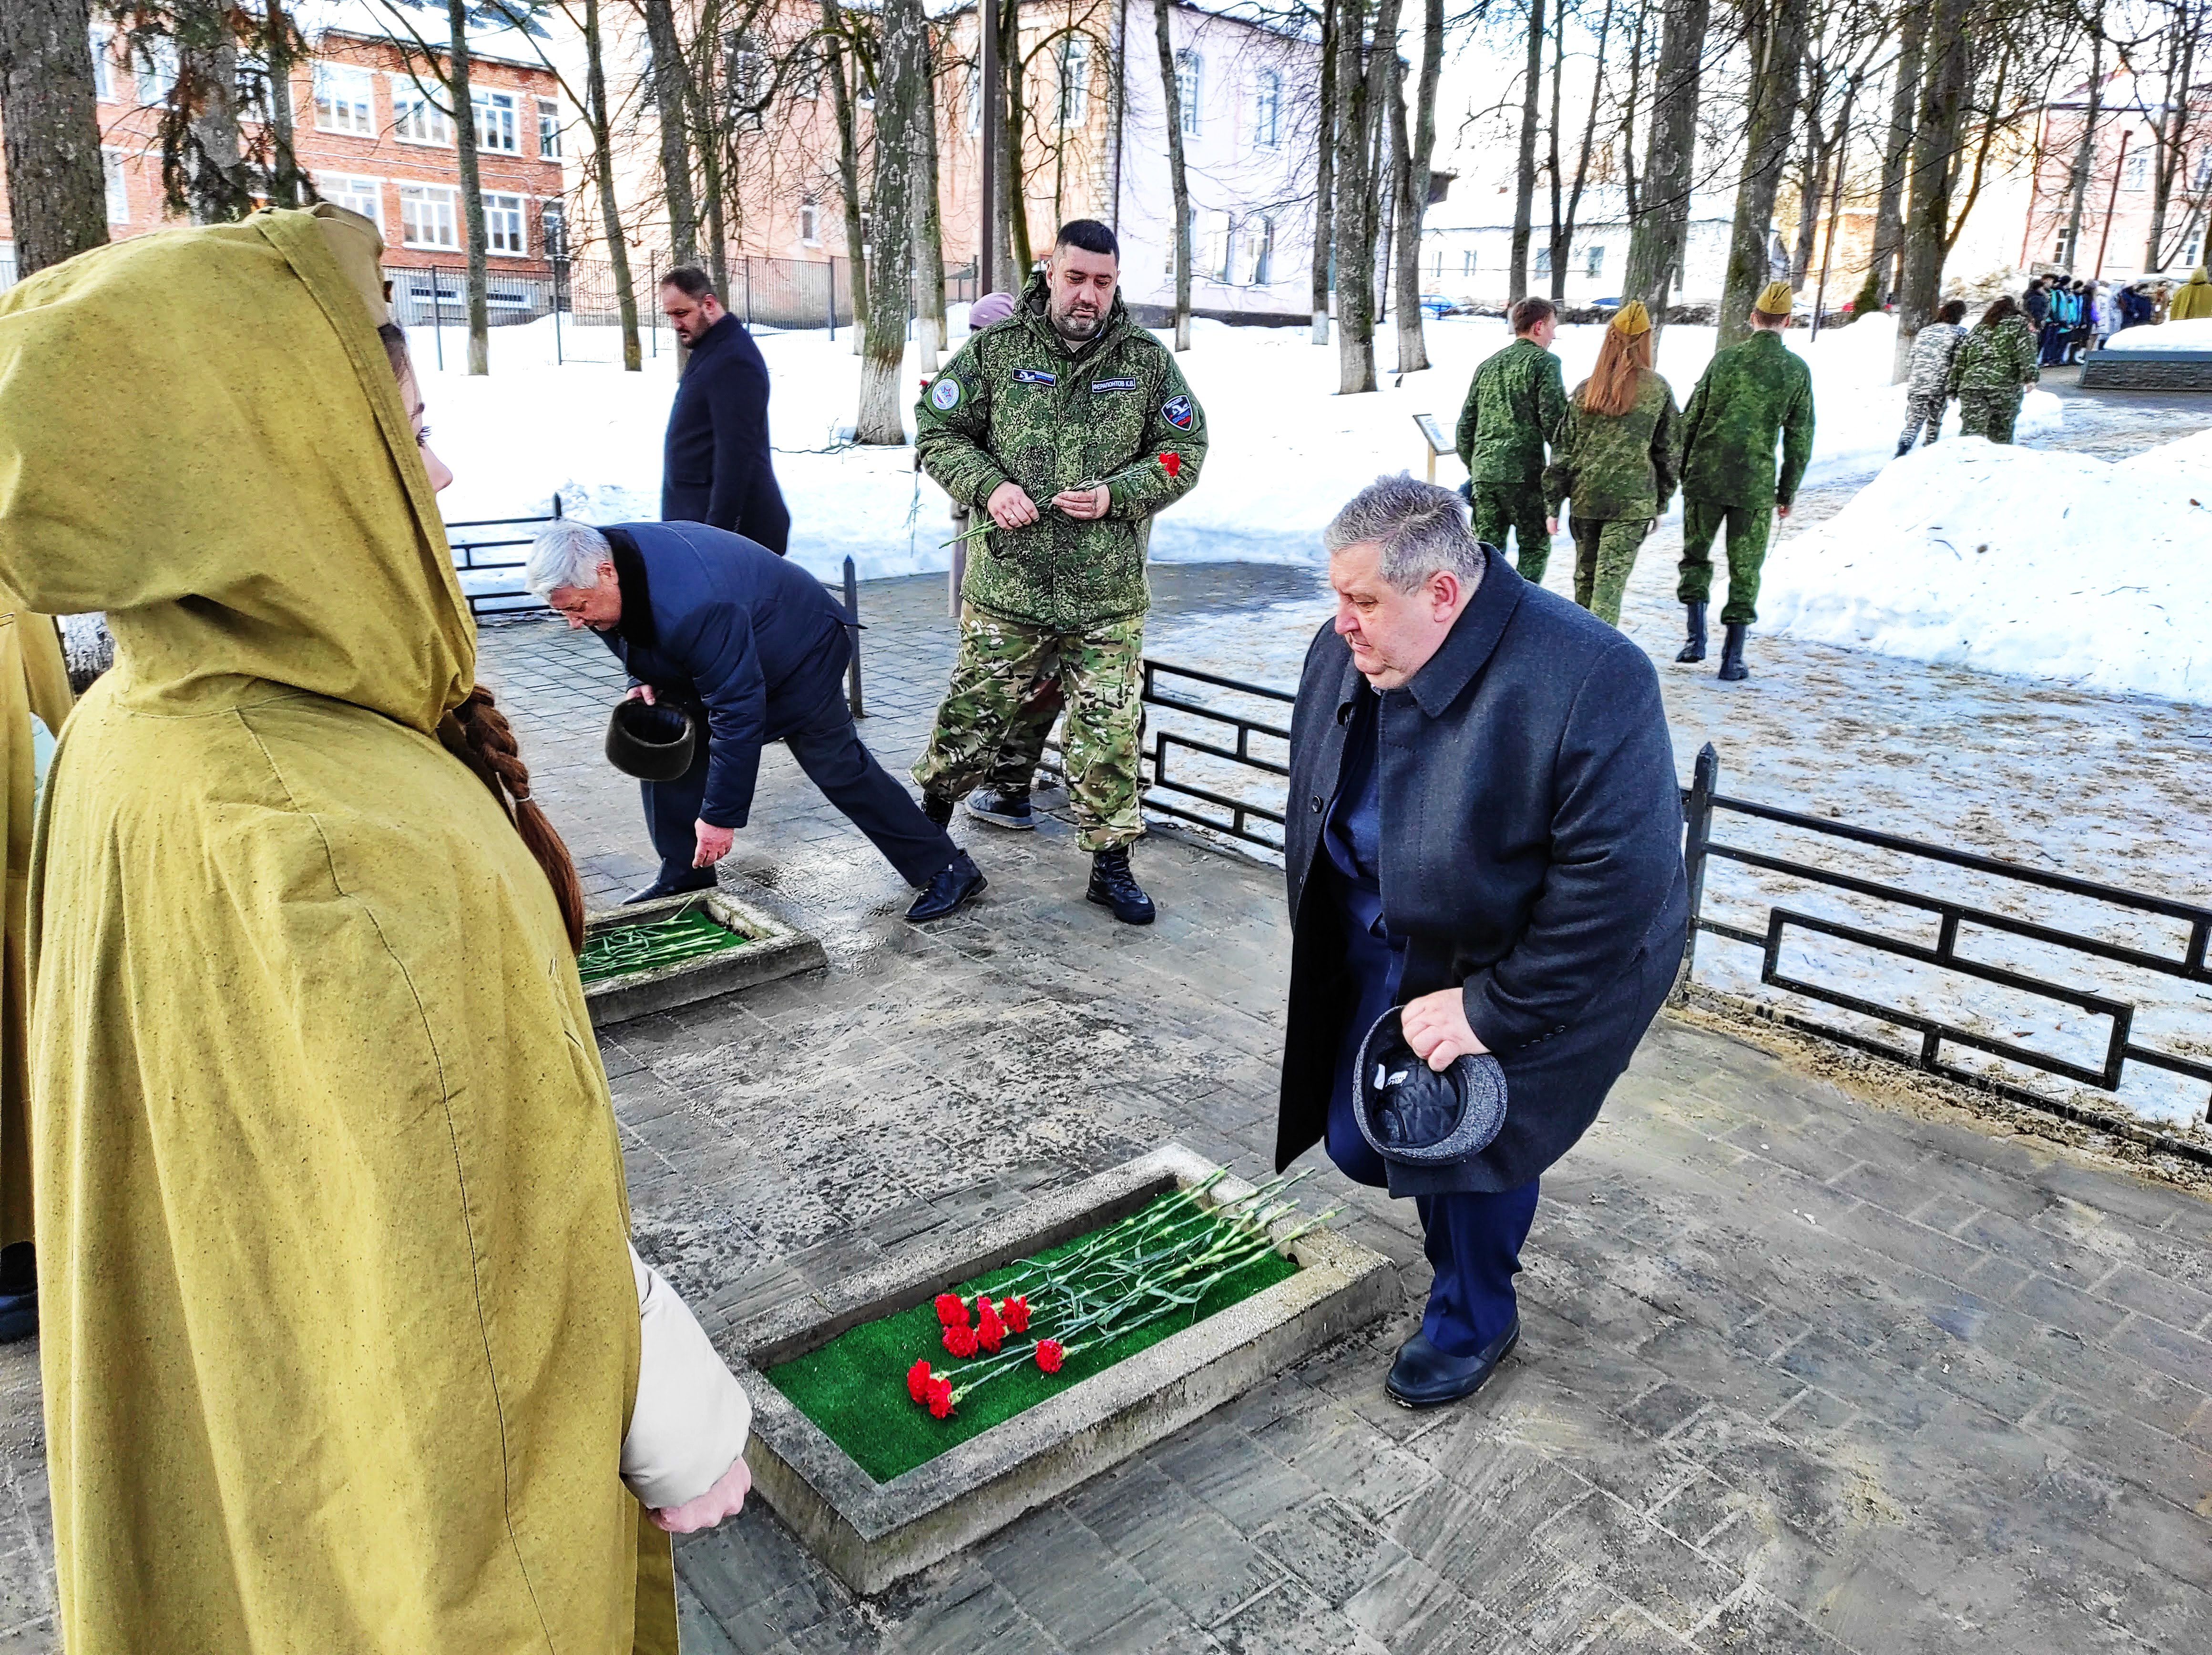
[
  {"left": 645, "top": 680, "right": 958, "bottom": 889},
  {"left": 1325, "top": 914, "right": 1540, "bottom": 1359}
]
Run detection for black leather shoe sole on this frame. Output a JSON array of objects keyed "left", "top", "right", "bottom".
[{"left": 1385, "top": 1319, "right": 1521, "bottom": 1409}]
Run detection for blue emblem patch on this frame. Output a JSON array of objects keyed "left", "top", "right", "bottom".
[
  {"left": 1162, "top": 394, "right": 1194, "bottom": 430},
  {"left": 1091, "top": 377, "right": 1138, "bottom": 392},
  {"left": 929, "top": 378, "right": 962, "bottom": 411},
  {"left": 1013, "top": 368, "right": 1058, "bottom": 386}
]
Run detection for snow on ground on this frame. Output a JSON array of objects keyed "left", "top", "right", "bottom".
[
  {"left": 415, "top": 306, "right": 2054, "bottom": 586},
  {"left": 1759, "top": 432, "right": 2212, "bottom": 705},
  {"left": 2108, "top": 318, "right": 2212, "bottom": 352}
]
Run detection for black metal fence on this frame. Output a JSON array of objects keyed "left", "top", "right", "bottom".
[
  {"left": 1085, "top": 663, "right": 2212, "bottom": 1160},
  {"left": 440, "top": 501, "right": 866, "bottom": 716}
]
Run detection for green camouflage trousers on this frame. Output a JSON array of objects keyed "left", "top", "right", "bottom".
[
  {"left": 914, "top": 605, "right": 1146, "bottom": 851},
  {"left": 1470, "top": 481, "right": 1552, "bottom": 585},
  {"left": 1958, "top": 388, "right": 2023, "bottom": 445},
  {"left": 1569, "top": 517, "right": 1652, "bottom": 627},
  {"left": 1677, "top": 499, "right": 1774, "bottom": 627}
]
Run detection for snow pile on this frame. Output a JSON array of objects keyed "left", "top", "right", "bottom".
[
  {"left": 2107, "top": 319, "right": 2212, "bottom": 353},
  {"left": 1760, "top": 434, "right": 2212, "bottom": 704}
]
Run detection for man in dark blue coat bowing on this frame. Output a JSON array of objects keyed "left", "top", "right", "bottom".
[
  {"left": 659, "top": 268, "right": 792, "bottom": 554},
  {"left": 526, "top": 519, "right": 985, "bottom": 922},
  {"left": 1280, "top": 475, "right": 1687, "bottom": 1409}
]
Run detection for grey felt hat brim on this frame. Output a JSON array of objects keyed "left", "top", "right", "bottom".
[{"left": 1352, "top": 1006, "right": 1509, "bottom": 1167}]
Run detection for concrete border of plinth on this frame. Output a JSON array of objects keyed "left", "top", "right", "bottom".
[
  {"left": 727, "top": 1142, "right": 1395, "bottom": 1596},
  {"left": 2079, "top": 347, "right": 2212, "bottom": 390},
  {"left": 582, "top": 889, "right": 826, "bottom": 1026}
]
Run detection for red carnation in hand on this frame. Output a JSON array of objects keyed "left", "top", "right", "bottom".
[
  {"left": 906, "top": 1358, "right": 935, "bottom": 1405},
  {"left": 934, "top": 1293, "right": 968, "bottom": 1328},
  {"left": 1034, "top": 1338, "right": 1065, "bottom": 1374},
  {"left": 1157, "top": 451, "right": 1181, "bottom": 479},
  {"left": 942, "top": 1321, "right": 978, "bottom": 1359},
  {"left": 1001, "top": 1295, "right": 1030, "bottom": 1334},
  {"left": 927, "top": 1377, "right": 954, "bottom": 1419},
  {"left": 976, "top": 1302, "right": 1005, "bottom": 1354}
]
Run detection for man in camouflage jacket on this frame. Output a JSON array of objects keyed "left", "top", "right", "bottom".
[
  {"left": 911, "top": 220, "right": 1206, "bottom": 924},
  {"left": 1672, "top": 281, "right": 1815, "bottom": 682},
  {"left": 1454, "top": 297, "right": 1568, "bottom": 582},
  {"left": 1895, "top": 298, "right": 1968, "bottom": 455}
]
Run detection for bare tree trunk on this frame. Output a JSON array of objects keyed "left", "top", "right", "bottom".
[
  {"left": 1509, "top": 0, "right": 1545, "bottom": 303},
  {"left": 1790, "top": 90, "right": 1829, "bottom": 290},
  {"left": 857, "top": 0, "right": 923, "bottom": 443},
  {"left": 2143, "top": 16, "right": 2200, "bottom": 273},
  {"left": 819, "top": 0, "right": 868, "bottom": 352},
  {"left": 1002, "top": 3, "right": 1032, "bottom": 276},
  {"left": 1557, "top": 0, "right": 1615, "bottom": 307},
  {"left": 1893, "top": 0, "right": 1969, "bottom": 380},
  {"left": 1619, "top": 0, "right": 1648, "bottom": 218},
  {"left": 1392, "top": 0, "right": 1442, "bottom": 372},
  {"left": 448, "top": 0, "right": 490, "bottom": 376},
  {"left": 643, "top": 0, "right": 697, "bottom": 268},
  {"left": 1621, "top": 0, "right": 1708, "bottom": 343},
  {"left": 1718, "top": 0, "right": 1808, "bottom": 349},
  {"left": 913, "top": 23, "right": 946, "bottom": 372},
  {"left": 1311, "top": 0, "right": 1337, "bottom": 342},
  {"left": 1868, "top": 5, "right": 1924, "bottom": 308},
  {"left": 2061, "top": 32, "right": 2104, "bottom": 268},
  {"left": 1154, "top": 0, "right": 1193, "bottom": 349},
  {"left": 262, "top": 0, "right": 308, "bottom": 206},
  {"left": 171, "top": 0, "right": 254, "bottom": 222},
  {"left": 583, "top": 0, "right": 643, "bottom": 370},
  {"left": 0, "top": 0, "right": 110, "bottom": 276},
  {"left": 1333, "top": 0, "right": 1395, "bottom": 393}
]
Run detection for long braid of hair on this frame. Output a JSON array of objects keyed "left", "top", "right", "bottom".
[{"left": 441, "top": 686, "right": 587, "bottom": 952}]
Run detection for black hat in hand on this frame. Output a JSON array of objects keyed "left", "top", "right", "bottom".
[{"left": 1352, "top": 1005, "right": 1508, "bottom": 1169}]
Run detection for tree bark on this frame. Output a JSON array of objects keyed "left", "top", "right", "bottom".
[
  {"left": 1311, "top": 0, "right": 1337, "bottom": 342},
  {"left": 1392, "top": 0, "right": 1442, "bottom": 372},
  {"left": 1868, "top": 5, "right": 1924, "bottom": 309},
  {"left": 1789, "top": 89, "right": 1828, "bottom": 290},
  {"left": 1718, "top": 0, "right": 1808, "bottom": 349},
  {"left": 1333, "top": 0, "right": 1374, "bottom": 390},
  {"left": 1509, "top": 0, "right": 1545, "bottom": 304},
  {"left": 1154, "top": 0, "right": 1193, "bottom": 350},
  {"left": 0, "top": 0, "right": 110, "bottom": 276},
  {"left": 1002, "top": 3, "right": 1032, "bottom": 277},
  {"left": 856, "top": 0, "right": 923, "bottom": 443},
  {"left": 262, "top": 0, "right": 308, "bottom": 207},
  {"left": 583, "top": 0, "right": 643, "bottom": 370},
  {"left": 169, "top": 0, "right": 254, "bottom": 223},
  {"left": 1621, "top": 0, "right": 1708, "bottom": 344},
  {"left": 1557, "top": 0, "right": 1614, "bottom": 307},
  {"left": 913, "top": 22, "right": 946, "bottom": 372},
  {"left": 643, "top": 0, "right": 698, "bottom": 269},
  {"left": 1619, "top": 0, "right": 1648, "bottom": 219},
  {"left": 448, "top": 0, "right": 490, "bottom": 376},
  {"left": 2143, "top": 12, "right": 2200, "bottom": 273},
  {"left": 2060, "top": 32, "right": 2104, "bottom": 269},
  {"left": 1892, "top": 0, "right": 1969, "bottom": 380},
  {"left": 1544, "top": 9, "right": 1567, "bottom": 302}
]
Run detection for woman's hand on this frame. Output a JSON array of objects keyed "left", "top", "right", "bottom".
[
  {"left": 1400, "top": 987, "right": 1490, "bottom": 1073},
  {"left": 650, "top": 1454, "right": 751, "bottom": 1534}
]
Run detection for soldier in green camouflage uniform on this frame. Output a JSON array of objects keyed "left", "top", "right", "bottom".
[
  {"left": 1674, "top": 281, "right": 1815, "bottom": 681},
  {"left": 1541, "top": 302, "right": 1680, "bottom": 627},
  {"left": 912, "top": 221, "right": 1206, "bottom": 922},
  {"left": 1454, "top": 298, "right": 1568, "bottom": 582},
  {"left": 1946, "top": 298, "right": 2039, "bottom": 445}
]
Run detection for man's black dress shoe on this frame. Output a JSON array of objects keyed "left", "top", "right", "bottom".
[
  {"left": 625, "top": 869, "right": 718, "bottom": 905},
  {"left": 906, "top": 850, "right": 986, "bottom": 923},
  {"left": 1384, "top": 1315, "right": 1520, "bottom": 1409}
]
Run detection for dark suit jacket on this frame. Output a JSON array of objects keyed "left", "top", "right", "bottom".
[
  {"left": 596, "top": 521, "right": 848, "bottom": 828},
  {"left": 661, "top": 314, "right": 792, "bottom": 554},
  {"left": 1277, "top": 552, "right": 1688, "bottom": 1194}
]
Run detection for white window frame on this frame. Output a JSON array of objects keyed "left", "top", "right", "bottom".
[
  {"left": 1584, "top": 244, "right": 1604, "bottom": 279},
  {"left": 799, "top": 197, "right": 821, "bottom": 245},
  {"left": 317, "top": 173, "right": 383, "bottom": 230},
  {"left": 314, "top": 61, "right": 376, "bottom": 136},
  {"left": 1534, "top": 245, "right": 1553, "bottom": 279},
  {"left": 1174, "top": 51, "right": 1199, "bottom": 136},
  {"left": 391, "top": 75, "right": 454, "bottom": 146},
  {"left": 472, "top": 87, "right": 519, "bottom": 154},
  {"left": 134, "top": 38, "right": 177, "bottom": 106},
  {"left": 2123, "top": 150, "right": 2149, "bottom": 192},
  {"left": 1463, "top": 249, "right": 1476, "bottom": 276},
  {"left": 1253, "top": 69, "right": 1280, "bottom": 149},
  {"left": 483, "top": 191, "right": 527, "bottom": 255},
  {"left": 1238, "top": 215, "right": 1273, "bottom": 286},
  {"left": 1200, "top": 209, "right": 1231, "bottom": 282},
  {"left": 538, "top": 98, "right": 562, "bottom": 158},
  {"left": 1056, "top": 35, "right": 1089, "bottom": 130},
  {"left": 102, "top": 148, "right": 129, "bottom": 225},
  {"left": 399, "top": 182, "right": 461, "bottom": 249},
  {"left": 90, "top": 27, "right": 114, "bottom": 102}
]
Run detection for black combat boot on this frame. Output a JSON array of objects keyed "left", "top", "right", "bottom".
[
  {"left": 1675, "top": 602, "right": 1708, "bottom": 664},
  {"left": 965, "top": 786, "right": 1035, "bottom": 829},
  {"left": 921, "top": 790, "right": 955, "bottom": 828},
  {"left": 1087, "top": 846, "right": 1156, "bottom": 925},
  {"left": 1717, "top": 623, "right": 1750, "bottom": 682}
]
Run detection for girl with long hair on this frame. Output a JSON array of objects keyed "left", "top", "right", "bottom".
[{"left": 1946, "top": 293, "right": 2041, "bottom": 444}]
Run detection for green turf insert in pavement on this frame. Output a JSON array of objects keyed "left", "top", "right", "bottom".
[
  {"left": 577, "top": 909, "right": 748, "bottom": 986},
  {"left": 762, "top": 1193, "right": 1300, "bottom": 1484}
]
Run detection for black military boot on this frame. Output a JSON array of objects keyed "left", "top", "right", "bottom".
[
  {"left": 921, "top": 790, "right": 955, "bottom": 828},
  {"left": 1087, "top": 846, "right": 1156, "bottom": 925},
  {"left": 1675, "top": 602, "right": 1708, "bottom": 664},
  {"left": 965, "top": 786, "right": 1035, "bottom": 829},
  {"left": 1717, "top": 623, "right": 1750, "bottom": 682}
]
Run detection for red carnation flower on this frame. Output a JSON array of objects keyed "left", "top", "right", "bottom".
[
  {"left": 906, "top": 1358, "right": 935, "bottom": 1405},
  {"left": 934, "top": 1293, "right": 968, "bottom": 1328},
  {"left": 942, "top": 1321, "right": 978, "bottom": 1359},
  {"left": 1001, "top": 1294, "right": 1030, "bottom": 1334},
  {"left": 1034, "top": 1338, "right": 1065, "bottom": 1374},
  {"left": 927, "top": 1377, "right": 954, "bottom": 1419},
  {"left": 1157, "top": 451, "right": 1181, "bottom": 479},
  {"left": 976, "top": 1303, "right": 1005, "bottom": 1354}
]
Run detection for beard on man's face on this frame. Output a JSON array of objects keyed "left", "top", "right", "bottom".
[{"left": 1051, "top": 290, "right": 1106, "bottom": 340}]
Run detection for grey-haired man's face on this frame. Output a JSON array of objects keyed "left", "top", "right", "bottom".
[
  {"left": 548, "top": 559, "right": 624, "bottom": 631},
  {"left": 1047, "top": 244, "right": 1117, "bottom": 342},
  {"left": 1329, "top": 541, "right": 1469, "bottom": 690}
]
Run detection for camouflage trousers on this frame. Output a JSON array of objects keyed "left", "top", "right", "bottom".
[
  {"left": 1469, "top": 481, "right": 1552, "bottom": 585},
  {"left": 1958, "top": 388, "right": 2023, "bottom": 445},
  {"left": 1677, "top": 499, "right": 1774, "bottom": 628},
  {"left": 1896, "top": 391, "right": 1947, "bottom": 452},
  {"left": 914, "top": 604, "right": 1146, "bottom": 852},
  {"left": 1568, "top": 517, "right": 1653, "bottom": 628}
]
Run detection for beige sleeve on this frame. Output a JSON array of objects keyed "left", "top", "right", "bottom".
[{"left": 623, "top": 1245, "right": 753, "bottom": 1509}]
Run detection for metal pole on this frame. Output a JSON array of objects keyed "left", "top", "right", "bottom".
[
  {"left": 842, "top": 556, "right": 865, "bottom": 717},
  {"left": 2093, "top": 130, "right": 2129, "bottom": 281},
  {"left": 980, "top": 0, "right": 999, "bottom": 296},
  {"left": 827, "top": 257, "right": 836, "bottom": 339},
  {"left": 1809, "top": 81, "right": 1856, "bottom": 344},
  {"left": 1675, "top": 742, "right": 1719, "bottom": 997},
  {"left": 430, "top": 266, "right": 445, "bottom": 371}
]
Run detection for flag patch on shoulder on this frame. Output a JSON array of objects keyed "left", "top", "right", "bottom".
[{"left": 1162, "top": 394, "right": 1194, "bottom": 429}]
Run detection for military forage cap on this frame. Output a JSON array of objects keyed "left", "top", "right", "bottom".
[
  {"left": 1609, "top": 300, "right": 1652, "bottom": 337},
  {"left": 1754, "top": 280, "right": 1796, "bottom": 317}
]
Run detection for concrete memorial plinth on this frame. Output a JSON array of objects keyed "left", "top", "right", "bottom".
[
  {"left": 728, "top": 1143, "right": 1395, "bottom": 1595},
  {"left": 581, "top": 889, "right": 826, "bottom": 1026},
  {"left": 2079, "top": 345, "right": 2212, "bottom": 390}
]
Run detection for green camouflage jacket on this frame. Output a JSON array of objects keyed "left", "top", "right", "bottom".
[
  {"left": 1454, "top": 338, "right": 1568, "bottom": 484},
  {"left": 1946, "top": 316, "right": 2040, "bottom": 397},
  {"left": 1678, "top": 330, "right": 1816, "bottom": 509},
  {"left": 914, "top": 272, "right": 1206, "bottom": 630},
  {"left": 1542, "top": 369, "right": 1682, "bottom": 521}
]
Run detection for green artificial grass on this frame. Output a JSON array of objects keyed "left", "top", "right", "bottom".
[
  {"left": 577, "top": 909, "right": 748, "bottom": 986},
  {"left": 763, "top": 1192, "right": 1301, "bottom": 1484}
]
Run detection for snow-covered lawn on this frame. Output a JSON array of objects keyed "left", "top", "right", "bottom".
[{"left": 2107, "top": 318, "right": 2212, "bottom": 352}]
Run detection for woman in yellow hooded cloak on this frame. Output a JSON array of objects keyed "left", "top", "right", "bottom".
[{"left": 0, "top": 207, "right": 747, "bottom": 1650}]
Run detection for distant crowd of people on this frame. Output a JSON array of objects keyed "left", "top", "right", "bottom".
[{"left": 2024, "top": 270, "right": 2186, "bottom": 366}]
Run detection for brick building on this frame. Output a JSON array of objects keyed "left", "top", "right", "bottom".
[{"left": 0, "top": 17, "right": 568, "bottom": 320}]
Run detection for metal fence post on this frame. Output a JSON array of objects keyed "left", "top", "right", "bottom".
[
  {"left": 826, "top": 258, "right": 837, "bottom": 340},
  {"left": 1676, "top": 742, "right": 1719, "bottom": 997},
  {"left": 842, "top": 556, "right": 864, "bottom": 716},
  {"left": 430, "top": 266, "right": 445, "bottom": 371}
]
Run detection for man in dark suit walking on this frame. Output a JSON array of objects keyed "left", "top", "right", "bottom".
[
  {"left": 659, "top": 268, "right": 792, "bottom": 554},
  {"left": 1278, "top": 475, "right": 1687, "bottom": 1408}
]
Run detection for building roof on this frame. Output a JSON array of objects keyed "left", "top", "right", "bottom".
[{"left": 302, "top": 0, "right": 557, "bottom": 76}]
